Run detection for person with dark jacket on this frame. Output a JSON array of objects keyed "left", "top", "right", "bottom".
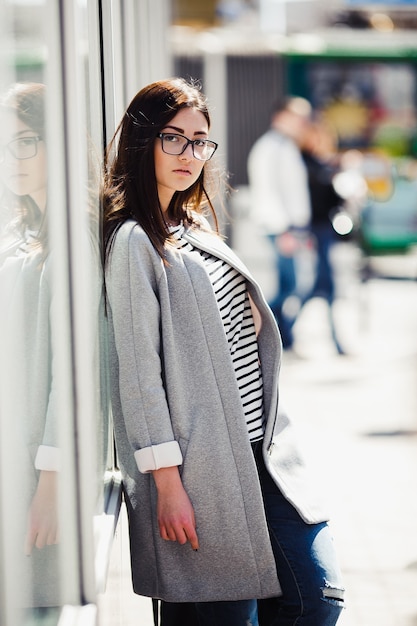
[{"left": 301, "top": 120, "right": 347, "bottom": 354}]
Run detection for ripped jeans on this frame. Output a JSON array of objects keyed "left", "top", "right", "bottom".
[{"left": 253, "top": 440, "right": 345, "bottom": 625}]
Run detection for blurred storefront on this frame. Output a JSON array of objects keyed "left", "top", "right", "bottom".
[{"left": 169, "top": 2, "right": 417, "bottom": 262}]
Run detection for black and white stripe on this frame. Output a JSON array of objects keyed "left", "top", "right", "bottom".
[{"left": 171, "top": 225, "right": 265, "bottom": 441}]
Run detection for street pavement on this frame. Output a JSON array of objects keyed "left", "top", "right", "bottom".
[
  {"left": 99, "top": 210, "right": 417, "bottom": 625},
  {"left": 280, "top": 285, "right": 417, "bottom": 626}
]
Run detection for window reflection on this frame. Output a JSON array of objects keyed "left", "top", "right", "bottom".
[
  {"left": 0, "top": 0, "right": 120, "bottom": 622},
  {"left": 0, "top": 82, "right": 62, "bottom": 614}
]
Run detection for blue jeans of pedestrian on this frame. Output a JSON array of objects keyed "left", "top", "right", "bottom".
[{"left": 267, "top": 234, "right": 306, "bottom": 349}]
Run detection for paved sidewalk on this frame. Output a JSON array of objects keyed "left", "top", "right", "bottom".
[{"left": 279, "top": 286, "right": 417, "bottom": 626}]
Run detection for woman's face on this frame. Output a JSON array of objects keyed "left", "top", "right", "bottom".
[
  {"left": 0, "top": 111, "right": 47, "bottom": 211},
  {"left": 154, "top": 107, "right": 208, "bottom": 212}
]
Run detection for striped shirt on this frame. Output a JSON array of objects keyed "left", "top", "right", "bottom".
[{"left": 170, "top": 224, "right": 265, "bottom": 442}]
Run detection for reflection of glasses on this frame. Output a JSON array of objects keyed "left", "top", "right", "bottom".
[
  {"left": 157, "top": 133, "right": 218, "bottom": 161},
  {"left": 0, "top": 136, "right": 42, "bottom": 162}
]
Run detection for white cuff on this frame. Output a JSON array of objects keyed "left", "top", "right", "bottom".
[
  {"left": 134, "top": 441, "right": 183, "bottom": 474},
  {"left": 35, "top": 445, "right": 61, "bottom": 471}
]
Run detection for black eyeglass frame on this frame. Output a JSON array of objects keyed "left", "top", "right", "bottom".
[
  {"left": 157, "top": 132, "right": 218, "bottom": 161},
  {"left": 0, "top": 135, "right": 43, "bottom": 163}
]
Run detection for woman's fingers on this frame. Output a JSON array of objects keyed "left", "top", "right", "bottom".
[{"left": 159, "top": 519, "right": 199, "bottom": 550}]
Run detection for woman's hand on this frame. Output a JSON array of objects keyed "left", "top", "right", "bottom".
[
  {"left": 25, "top": 470, "right": 59, "bottom": 555},
  {"left": 152, "top": 466, "right": 199, "bottom": 551}
]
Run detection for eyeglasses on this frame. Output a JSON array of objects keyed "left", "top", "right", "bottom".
[
  {"left": 0, "top": 136, "right": 42, "bottom": 163},
  {"left": 157, "top": 133, "right": 218, "bottom": 161}
]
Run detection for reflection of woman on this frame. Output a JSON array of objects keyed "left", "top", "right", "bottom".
[
  {"left": 0, "top": 84, "right": 47, "bottom": 256},
  {"left": 103, "top": 78, "right": 344, "bottom": 625},
  {"left": 0, "top": 82, "right": 59, "bottom": 608}
]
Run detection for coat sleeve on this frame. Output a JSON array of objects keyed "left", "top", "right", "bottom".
[{"left": 106, "top": 224, "right": 182, "bottom": 473}]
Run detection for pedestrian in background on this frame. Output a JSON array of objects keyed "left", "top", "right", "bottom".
[
  {"left": 102, "top": 78, "right": 344, "bottom": 625},
  {"left": 301, "top": 119, "right": 347, "bottom": 355},
  {"left": 247, "top": 97, "right": 312, "bottom": 350}
]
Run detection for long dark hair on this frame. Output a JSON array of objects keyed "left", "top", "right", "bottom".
[
  {"left": 102, "top": 78, "right": 221, "bottom": 263},
  {"left": 0, "top": 82, "right": 46, "bottom": 245}
]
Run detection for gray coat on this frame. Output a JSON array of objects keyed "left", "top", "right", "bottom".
[{"left": 106, "top": 219, "right": 329, "bottom": 603}]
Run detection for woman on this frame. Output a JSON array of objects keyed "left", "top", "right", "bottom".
[
  {"left": 0, "top": 82, "right": 60, "bottom": 608},
  {"left": 102, "top": 78, "right": 344, "bottom": 625}
]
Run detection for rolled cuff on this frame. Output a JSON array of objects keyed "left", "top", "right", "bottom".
[
  {"left": 134, "top": 441, "right": 183, "bottom": 474},
  {"left": 35, "top": 445, "right": 61, "bottom": 471}
]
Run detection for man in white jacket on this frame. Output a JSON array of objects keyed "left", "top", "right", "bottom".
[{"left": 247, "top": 97, "right": 312, "bottom": 349}]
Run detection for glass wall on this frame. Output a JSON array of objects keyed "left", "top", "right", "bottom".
[
  {"left": 0, "top": 1, "right": 171, "bottom": 624},
  {"left": 0, "top": 0, "right": 107, "bottom": 624}
]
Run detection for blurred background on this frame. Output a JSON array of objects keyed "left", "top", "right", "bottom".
[{"left": 1, "top": 0, "right": 416, "bottom": 625}]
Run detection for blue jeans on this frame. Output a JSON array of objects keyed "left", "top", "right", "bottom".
[
  {"left": 159, "top": 443, "right": 344, "bottom": 626},
  {"left": 253, "top": 440, "right": 345, "bottom": 625},
  {"left": 158, "top": 599, "right": 258, "bottom": 626},
  {"left": 195, "top": 599, "right": 258, "bottom": 626}
]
